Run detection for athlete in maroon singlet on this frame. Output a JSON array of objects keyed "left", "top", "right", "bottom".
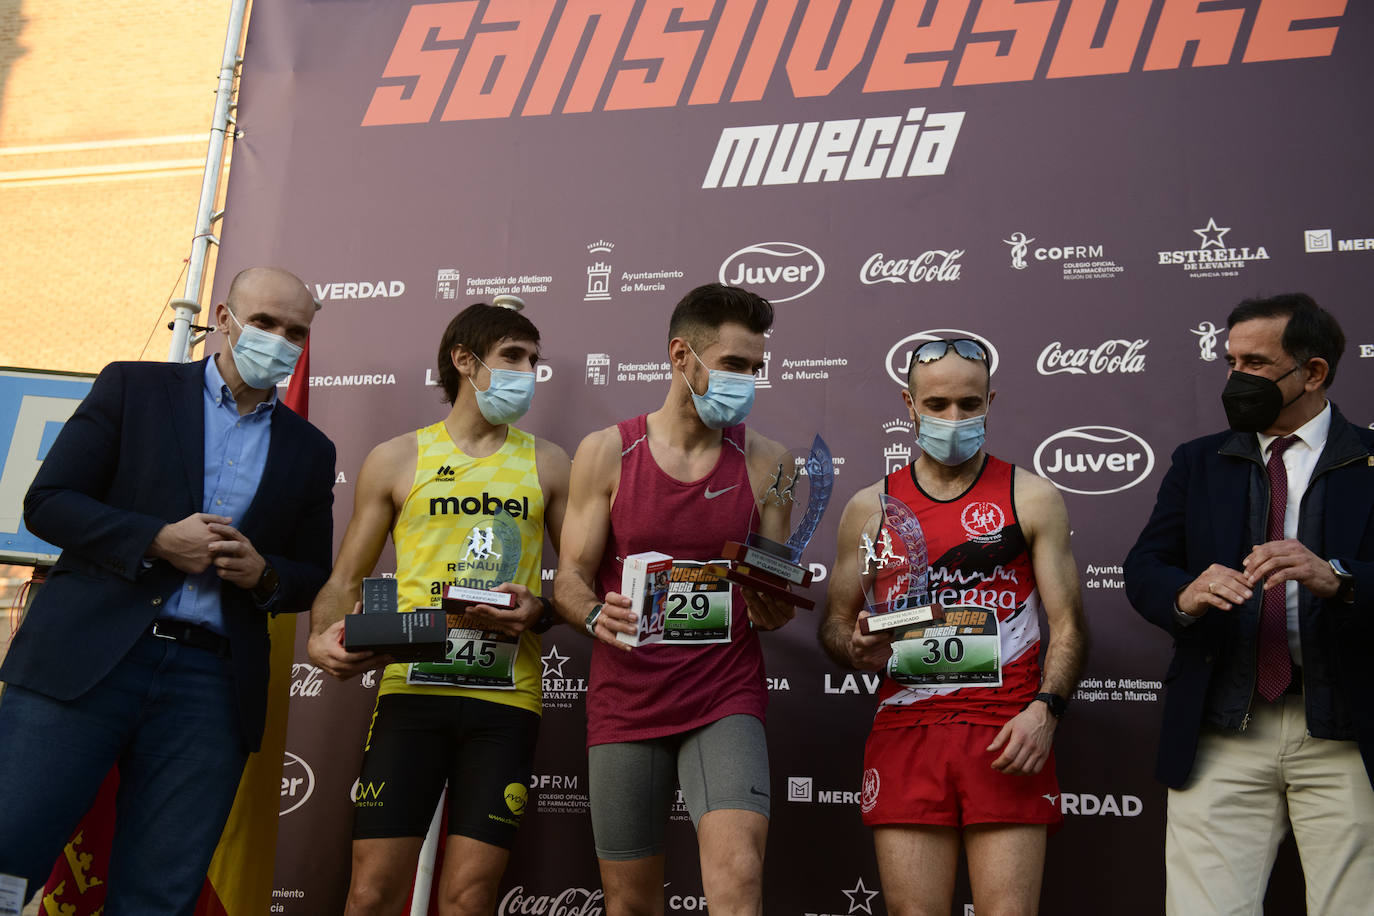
[
  {"left": 821, "top": 336, "right": 1087, "bottom": 916},
  {"left": 555, "top": 284, "right": 797, "bottom": 916},
  {"left": 589, "top": 416, "right": 765, "bottom": 746}
]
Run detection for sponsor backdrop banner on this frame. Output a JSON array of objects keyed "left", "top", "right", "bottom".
[{"left": 214, "top": 2, "right": 1371, "bottom": 913}]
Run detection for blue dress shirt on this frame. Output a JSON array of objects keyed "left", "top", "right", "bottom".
[{"left": 159, "top": 355, "right": 274, "bottom": 633}]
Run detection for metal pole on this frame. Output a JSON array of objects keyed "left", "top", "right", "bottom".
[{"left": 166, "top": 0, "right": 250, "bottom": 364}]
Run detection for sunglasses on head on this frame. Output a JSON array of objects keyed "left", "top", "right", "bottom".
[{"left": 913, "top": 338, "right": 989, "bottom": 368}]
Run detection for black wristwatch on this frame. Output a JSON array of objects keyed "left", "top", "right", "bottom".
[
  {"left": 584, "top": 603, "right": 604, "bottom": 637},
  {"left": 1328, "top": 559, "right": 1356, "bottom": 603},
  {"left": 1034, "top": 692, "right": 1067, "bottom": 719},
  {"left": 252, "top": 563, "right": 280, "bottom": 603}
]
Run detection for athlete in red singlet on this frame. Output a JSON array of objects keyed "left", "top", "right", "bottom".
[
  {"left": 555, "top": 284, "right": 796, "bottom": 916},
  {"left": 821, "top": 337, "right": 1088, "bottom": 916}
]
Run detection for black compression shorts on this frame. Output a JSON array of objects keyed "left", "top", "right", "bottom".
[{"left": 352, "top": 693, "right": 540, "bottom": 849}]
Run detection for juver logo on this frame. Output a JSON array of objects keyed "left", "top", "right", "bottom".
[
  {"left": 719, "top": 242, "right": 824, "bottom": 303},
  {"left": 885, "top": 330, "right": 999, "bottom": 387},
  {"left": 280, "top": 752, "right": 316, "bottom": 816},
  {"left": 1034, "top": 426, "right": 1155, "bottom": 495}
]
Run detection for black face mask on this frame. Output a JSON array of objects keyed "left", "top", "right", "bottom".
[{"left": 1220, "top": 365, "right": 1300, "bottom": 433}]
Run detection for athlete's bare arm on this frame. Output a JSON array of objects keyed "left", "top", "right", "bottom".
[
  {"left": 741, "top": 428, "right": 798, "bottom": 630},
  {"left": 307, "top": 433, "right": 416, "bottom": 680},
  {"left": 552, "top": 426, "right": 635, "bottom": 650},
  {"left": 459, "top": 436, "right": 574, "bottom": 637},
  {"left": 820, "top": 481, "right": 895, "bottom": 670},
  {"left": 986, "top": 469, "right": 1089, "bottom": 774}
]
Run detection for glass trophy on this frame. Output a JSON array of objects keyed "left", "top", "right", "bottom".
[
  {"left": 709, "top": 434, "right": 835, "bottom": 610},
  {"left": 857, "top": 494, "right": 942, "bottom": 634}
]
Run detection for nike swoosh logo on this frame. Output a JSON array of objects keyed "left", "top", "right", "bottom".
[
  {"left": 749, "top": 786, "right": 768, "bottom": 797},
  {"left": 704, "top": 484, "right": 738, "bottom": 499}
]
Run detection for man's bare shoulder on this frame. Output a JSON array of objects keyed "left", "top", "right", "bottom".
[
  {"left": 843, "top": 479, "right": 885, "bottom": 519},
  {"left": 743, "top": 426, "right": 787, "bottom": 461},
  {"left": 1013, "top": 466, "right": 1068, "bottom": 528},
  {"left": 573, "top": 425, "right": 624, "bottom": 470},
  {"left": 533, "top": 435, "right": 572, "bottom": 468},
  {"left": 363, "top": 430, "right": 419, "bottom": 479}
]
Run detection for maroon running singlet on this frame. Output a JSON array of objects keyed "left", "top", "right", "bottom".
[{"left": 588, "top": 414, "right": 766, "bottom": 746}]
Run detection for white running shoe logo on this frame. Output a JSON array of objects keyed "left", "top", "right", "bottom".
[{"left": 704, "top": 484, "right": 738, "bottom": 499}]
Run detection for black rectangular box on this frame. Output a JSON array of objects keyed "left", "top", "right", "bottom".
[{"left": 344, "top": 610, "right": 446, "bottom": 662}]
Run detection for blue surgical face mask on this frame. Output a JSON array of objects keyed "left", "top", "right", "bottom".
[
  {"left": 225, "top": 308, "right": 303, "bottom": 390},
  {"left": 917, "top": 413, "right": 986, "bottom": 466},
  {"left": 683, "top": 343, "right": 755, "bottom": 430},
  {"left": 469, "top": 355, "right": 535, "bottom": 425}
]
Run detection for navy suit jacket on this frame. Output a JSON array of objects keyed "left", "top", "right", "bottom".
[
  {"left": 1, "top": 358, "right": 335, "bottom": 752},
  {"left": 1124, "top": 404, "right": 1374, "bottom": 788}
]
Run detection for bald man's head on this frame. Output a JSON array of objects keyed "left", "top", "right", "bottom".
[{"left": 217, "top": 267, "right": 317, "bottom": 352}]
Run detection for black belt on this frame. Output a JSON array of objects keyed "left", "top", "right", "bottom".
[{"left": 150, "top": 619, "right": 231, "bottom": 658}]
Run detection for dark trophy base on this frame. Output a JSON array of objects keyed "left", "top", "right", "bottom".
[
  {"left": 709, "top": 538, "right": 816, "bottom": 610},
  {"left": 344, "top": 609, "right": 447, "bottom": 662},
  {"left": 859, "top": 601, "right": 944, "bottom": 635}
]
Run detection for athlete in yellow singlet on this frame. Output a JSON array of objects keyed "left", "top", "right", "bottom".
[{"left": 308, "top": 303, "right": 570, "bottom": 916}]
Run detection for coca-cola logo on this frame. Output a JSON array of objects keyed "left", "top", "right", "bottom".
[
  {"left": 859, "top": 249, "right": 963, "bottom": 284},
  {"left": 500, "top": 886, "right": 605, "bottom": 916},
  {"left": 290, "top": 662, "right": 324, "bottom": 698},
  {"left": 1037, "top": 339, "right": 1147, "bottom": 375}
]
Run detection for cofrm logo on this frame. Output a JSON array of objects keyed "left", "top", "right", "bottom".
[
  {"left": 1191, "top": 321, "right": 1222, "bottom": 361},
  {"left": 718, "top": 242, "right": 824, "bottom": 303},
  {"left": 280, "top": 752, "right": 316, "bottom": 816},
  {"left": 1033, "top": 426, "right": 1155, "bottom": 495},
  {"left": 885, "top": 329, "right": 999, "bottom": 387},
  {"left": 1005, "top": 232, "right": 1033, "bottom": 269}
]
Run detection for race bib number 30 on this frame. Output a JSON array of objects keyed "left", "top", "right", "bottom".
[
  {"left": 664, "top": 560, "right": 732, "bottom": 644},
  {"left": 887, "top": 605, "right": 1001, "bottom": 687},
  {"left": 407, "top": 625, "right": 518, "bottom": 689}
]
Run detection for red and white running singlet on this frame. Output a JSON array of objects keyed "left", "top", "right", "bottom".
[
  {"left": 873, "top": 455, "right": 1042, "bottom": 730},
  {"left": 587, "top": 415, "right": 766, "bottom": 746}
]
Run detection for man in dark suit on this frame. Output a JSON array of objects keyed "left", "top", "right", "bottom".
[
  {"left": 0, "top": 267, "right": 335, "bottom": 913},
  {"left": 1124, "top": 293, "right": 1374, "bottom": 915}
]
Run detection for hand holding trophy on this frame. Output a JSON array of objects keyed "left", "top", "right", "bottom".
[
  {"left": 858, "top": 495, "right": 1003, "bottom": 688},
  {"left": 708, "top": 434, "right": 834, "bottom": 610}
]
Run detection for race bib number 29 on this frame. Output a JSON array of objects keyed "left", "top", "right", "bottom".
[
  {"left": 887, "top": 605, "right": 1001, "bottom": 687},
  {"left": 664, "top": 560, "right": 732, "bottom": 644}
]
